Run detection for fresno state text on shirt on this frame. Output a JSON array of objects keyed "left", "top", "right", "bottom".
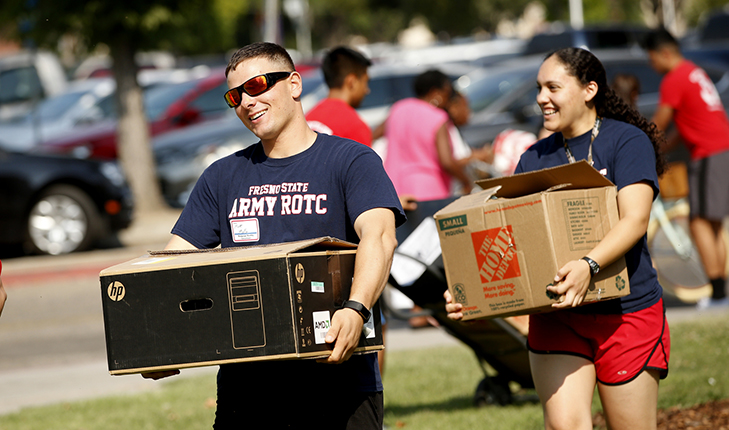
[{"left": 228, "top": 182, "right": 328, "bottom": 218}]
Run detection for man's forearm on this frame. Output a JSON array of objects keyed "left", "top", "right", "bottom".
[
  {"left": 349, "top": 208, "right": 398, "bottom": 310},
  {"left": 349, "top": 232, "right": 397, "bottom": 310}
]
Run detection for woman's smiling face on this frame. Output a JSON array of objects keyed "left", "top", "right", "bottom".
[{"left": 536, "top": 55, "right": 598, "bottom": 139}]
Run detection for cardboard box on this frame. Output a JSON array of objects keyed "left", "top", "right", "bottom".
[
  {"left": 434, "top": 161, "right": 630, "bottom": 320},
  {"left": 100, "top": 237, "right": 382, "bottom": 375}
]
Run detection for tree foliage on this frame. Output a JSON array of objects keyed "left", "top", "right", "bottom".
[{"left": 2, "top": 0, "right": 247, "bottom": 55}]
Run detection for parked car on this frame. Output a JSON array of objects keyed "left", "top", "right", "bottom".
[
  {"left": 375, "top": 37, "right": 526, "bottom": 68},
  {"left": 153, "top": 111, "right": 258, "bottom": 207},
  {"left": 455, "top": 49, "right": 729, "bottom": 149},
  {"left": 522, "top": 25, "right": 650, "bottom": 56},
  {"left": 0, "top": 78, "right": 116, "bottom": 152},
  {"left": 695, "top": 8, "right": 729, "bottom": 45},
  {"left": 36, "top": 68, "right": 230, "bottom": 159},
  {"left": 0, "top": 50, "right": 68, "bottom": 121},
  {"left": 0, "top": 147, "right": 133, "bottom": 255}
]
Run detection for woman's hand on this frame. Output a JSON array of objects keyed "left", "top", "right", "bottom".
[
  {"left": 545, "top": 182, "right": 654, "bottom": 310},
  {"left": 444, "top": 289, "right": 464, "bottom": 320},
  {"left": 548, "top": 258, "right": 592, "bottom": 308}
]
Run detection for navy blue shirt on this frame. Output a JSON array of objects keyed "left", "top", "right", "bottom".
[
  {"left": 173, "top": 132, "right": 406, "bottom": 393},
  {"left": 516, "top": 118, "right": 662, "bottom": 314},
  {"left": 174, "top": 133, "right": 405, "bottom": 248}
]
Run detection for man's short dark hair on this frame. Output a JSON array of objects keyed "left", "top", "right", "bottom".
[
  {"left": 642, "top": 27, "right": 680, "bottom": 52},
  {"left": 226, "top": 42, "right": 296, "bottom": 77},
  {"left": 321, "top": 46, "right": 372, "bottom": 89}
]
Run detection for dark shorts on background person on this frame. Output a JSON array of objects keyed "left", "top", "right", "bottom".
[
  {"left": 688, "top": 149, "right": 729, "bottom": 221},
  {"left": 213, "top": 362, "right": 383, "bottom": 429},
  {"left": 527, "top": 298, "right": 670, "bottom": 385},
  {"left": 214, "top": 388, "right": 383, "bottom": 429}
]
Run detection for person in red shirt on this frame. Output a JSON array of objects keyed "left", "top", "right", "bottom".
[
  {"left": 306, "top": 45, "right": 409, "bottom": 376},
  {"left": 306, "top": 46, "right": 373, "bottom": 147},
  {"left": 645, "top": 28, "right": 729, "bottom": 309}
]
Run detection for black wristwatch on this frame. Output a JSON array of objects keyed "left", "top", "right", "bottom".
[
  {"left": 581, "top": 256, "right": 600, "bottom": 277},
  {"left": 342, "top": 300, "right": 371, "bottom": 322}
]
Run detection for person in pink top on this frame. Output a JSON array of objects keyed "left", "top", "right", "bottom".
[
  {"left": 645, "top": 28, "right": 729, "bottom": 309},
  {"left": 382, "top": 69, "right": 472, "bottom": 201}
]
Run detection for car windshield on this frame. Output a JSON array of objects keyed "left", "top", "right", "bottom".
[
  {"left": 144, "top": 80, "right": 198, "bottom": 121},
  {"left": 34, "top": 91, "right": 90, "bottom": 121},
  {"left": 0, "top": 66, "right": 43, "bottom": 104},
  {"left": 458, "top": 68, "right": 535, "bottom": 113},
  {"left": 360, "top": 74, "right": 418, "bottom": 109}
]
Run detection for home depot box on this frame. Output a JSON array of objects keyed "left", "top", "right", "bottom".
[
  {"left": 434, "top": 161, "right": 630, "bottom": 320},
  {"left": 100, "top": 237, "right": 382, "bottom": 375}
]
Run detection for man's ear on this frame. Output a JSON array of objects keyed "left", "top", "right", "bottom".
[
  {"left": 290, "top": 71, "right": 304, "bottom": 99},
  {"left": 343, "top": 73, "right": 358, "bottom": 91}
]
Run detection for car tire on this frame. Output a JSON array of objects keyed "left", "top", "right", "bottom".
[{"left": 26, "top": 184, "right": 101, "bottom": 255}]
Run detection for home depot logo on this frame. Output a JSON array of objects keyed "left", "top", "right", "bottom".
[{"left": 471, "top": 226, "right": 521, "bottom": 283}]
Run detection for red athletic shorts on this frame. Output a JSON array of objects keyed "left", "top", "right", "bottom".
[{"left": 527, "top": 298, "right": 670, "bottom": 385}]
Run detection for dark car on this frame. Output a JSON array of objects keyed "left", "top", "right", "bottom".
[
  {"left": 455, "top": 48, "right": 729, "bottom": 149},
  {"left": 36, "top": 68, "right": 230, "bottom": 159},
  {"left": 523, "top": 25, "right": 650, "bottom": 56},
  {"left": 695, "top": 9, "right": 729, "bottom": 45},
  {"left": 0, "top": 148, "right": 133, "bottom": 255}
]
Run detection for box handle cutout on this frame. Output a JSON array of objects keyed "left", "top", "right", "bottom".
[{"left": 180, "top": 298, "right": 214, "bottom": 312}]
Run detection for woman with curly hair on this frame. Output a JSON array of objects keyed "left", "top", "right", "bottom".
[{"left": 446, "top": 47, "right": 670, "bottom": 429}]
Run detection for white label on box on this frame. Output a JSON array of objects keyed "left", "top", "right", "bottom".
[
  {"left": 363, "top": 312, "right": 375, "bottom": 339},
  {"left": 311, "top": 281, "right": 325, "bottom": 293},
  {"left": 230, "top": 218, "right": 260, "bottom": 243},
  {"left": 313, "top": 311, "right": 331, "bottom": 344}
]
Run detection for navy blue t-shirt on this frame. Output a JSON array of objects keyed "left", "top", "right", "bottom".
[
  {"left": 515, "top": 118, "right": 662, "bottom": 314},
  {"left": 173, "top": 132, "right": 406, "bottom": 394}
]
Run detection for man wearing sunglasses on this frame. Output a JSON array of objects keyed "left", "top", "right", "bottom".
[{"left": 151, "top": 42, "right": 405, "bottom": 429}]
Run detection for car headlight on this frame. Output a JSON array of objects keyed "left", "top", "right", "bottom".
[{"left": 100, "top": 162, "right": 127, "bottom": 188}]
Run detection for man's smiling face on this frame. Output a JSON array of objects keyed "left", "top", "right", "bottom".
[{"left": 226, "top": 57, "right": 297, "bottom": 141}]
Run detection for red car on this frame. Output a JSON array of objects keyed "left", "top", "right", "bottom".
[{"left": 37, "top": 68, "right": 230, "bottom": 159}]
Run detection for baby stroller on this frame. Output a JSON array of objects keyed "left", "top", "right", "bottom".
[{"left": 386, "top": 197, "right": 534, "bottom": 406}]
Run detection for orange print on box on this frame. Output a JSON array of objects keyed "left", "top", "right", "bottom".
[{"left": 471, "top": 226, "right": 521, "bottom": 283}]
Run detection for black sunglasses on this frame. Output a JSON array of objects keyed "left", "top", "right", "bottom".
[{"left": 224, "top": 71, "right": 293, "bottom": 108}]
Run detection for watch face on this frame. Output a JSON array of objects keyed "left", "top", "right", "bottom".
[
  {"left": 583, "top": 257, "right": 599, "bottom": 275},
  {"left": 589, "top": 261, "right": 599, "bottom": 275}
]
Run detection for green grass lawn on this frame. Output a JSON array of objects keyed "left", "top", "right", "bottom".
[{"left": 2, "top": 312, "right": 728, "bottom": 430}]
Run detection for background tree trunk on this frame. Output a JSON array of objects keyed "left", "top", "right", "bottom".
[{"left": 110, "top": 36, "right": 167, "bottom": 215}]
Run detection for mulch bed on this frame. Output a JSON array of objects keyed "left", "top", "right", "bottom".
[{"left": 592, "top": 399, "right": 729, "bottom": 429}]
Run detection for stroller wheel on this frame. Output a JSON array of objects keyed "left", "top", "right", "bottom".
[{"left": 474, "top": 376, "right": 513, "bottom": 407}]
